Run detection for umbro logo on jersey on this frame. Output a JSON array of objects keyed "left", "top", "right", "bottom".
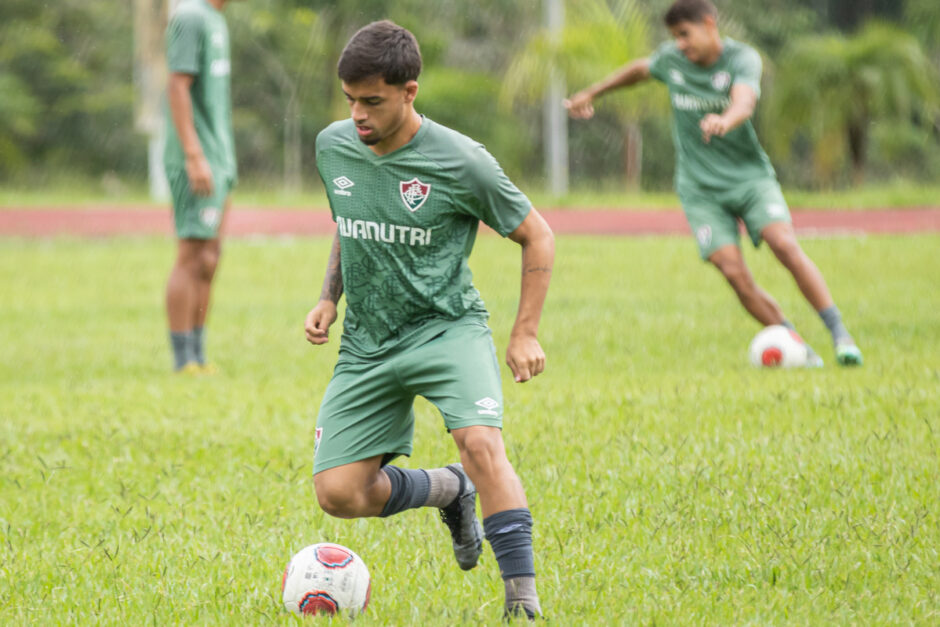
[
  {"left": 400, "top": 178, "right": 431, "bottom": 212},
  {"left": 669, "top": 69, "right": 685, "bottom": 85},
  {"left": 333, "top": 176, "right": 354, "bottom": 196},
  {"left": 475, "top": 397, "right": 499, "bottom": 416}
]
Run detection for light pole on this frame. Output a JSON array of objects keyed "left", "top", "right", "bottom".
[{"left": 543, "top": 0, "right": 568, "bottom": 197}]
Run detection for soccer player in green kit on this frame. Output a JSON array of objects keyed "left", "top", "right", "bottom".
[
  {"left": 565, "top": 0, "right": 863, "bottom": 367},
  {"left": 163, "top": 0, "right": 239, "bottom": 373},
  {"left": 304, "top": 21, "right": 553, "bottom": 619}
]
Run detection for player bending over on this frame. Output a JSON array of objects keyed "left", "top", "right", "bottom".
[
  {"left": 565, "top": 0, "right": 862, "bottom": 367},
  {"left": 305, "top": 21, "right": 554, "bottom": 620}
]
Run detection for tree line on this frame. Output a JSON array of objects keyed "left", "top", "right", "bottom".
[{"left": 0, "top": 0, "right": 937, "bottom": 194}]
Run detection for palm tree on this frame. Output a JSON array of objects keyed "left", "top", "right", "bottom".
[
  {"left": 766, "top": 22, "right": 940, "bottom": 186},
  {"left": 500, "top": 0, "right": 667, "bottom": 190}
]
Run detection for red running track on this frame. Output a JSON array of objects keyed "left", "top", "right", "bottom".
[{"left": 0, "top": 207, "right": 938, "bottom": 237}]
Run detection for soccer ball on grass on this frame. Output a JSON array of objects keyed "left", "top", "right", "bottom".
[
  {"left": 282, "top": 543, "right": 371, "bottom": 617},
  {"left": 748, "top": 324, "right": 808, "bottom": 368}
]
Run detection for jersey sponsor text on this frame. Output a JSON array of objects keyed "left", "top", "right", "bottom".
[{"left": 336, "top": 215, "right": 432, "bottom": 246}]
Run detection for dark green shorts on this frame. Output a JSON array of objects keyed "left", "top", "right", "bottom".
[
  {"left": 313, "top": 320, "right": 504, "bottom": 474},
  {"left": 167, "top": 167, "right": 234, "bottom": 239},
  {"left": 678, "top": 178, "right": 791, "bottom": 259}
]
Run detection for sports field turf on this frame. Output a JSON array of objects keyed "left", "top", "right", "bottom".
[{"left": 1, "top": 233, "right": 937, "bottom": 624}]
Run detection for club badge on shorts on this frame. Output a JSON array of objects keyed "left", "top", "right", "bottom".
[{"left": 399, "top": 178, "right": 431, "bottom": 212}]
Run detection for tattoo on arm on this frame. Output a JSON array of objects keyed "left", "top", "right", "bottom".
[
  {"left": 319, "top": 235, "right": 344, "bottom": 303},
  {"left": 524, "top": 265, "right": 553, "bottom": 274}
]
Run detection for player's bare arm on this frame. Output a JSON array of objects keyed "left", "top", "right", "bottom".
[
  {"left": 700, "top": 83, "right": 757, "bottom": 143},
  {"left": 505, "top": 209, "right": 554, "bottom": 383},
  {"left": 167, "top": 72, "right": 214, "bottom": 196},
  {"left": 563, "top": 58, "right": 652, "bottom": 120},
  {"left": 305, "top": 232, "right": 343, "bottom": 346}
]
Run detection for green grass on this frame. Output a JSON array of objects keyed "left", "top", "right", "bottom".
[
  {"left": 1, "top": 233, "right": 938, "bottom": 624},
  {"left": 2, "top": 177, "right": 940, "bottom": 210}
]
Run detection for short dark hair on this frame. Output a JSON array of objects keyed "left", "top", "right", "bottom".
[
  {"left": 337, "top": 20, "right": 422, "bottom": 85},
  {"left": 664, "top": 0, "right": 718, "bottom": 26}
]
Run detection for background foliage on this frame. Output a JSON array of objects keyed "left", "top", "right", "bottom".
[{"left": 0, "top": 0, "right": 937, "bottom": 193}]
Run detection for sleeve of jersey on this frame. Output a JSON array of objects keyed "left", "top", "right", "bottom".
[
  {"left": 647, "top": 42, "right": 673, "bottom": 83},
  {"left": 459, "top": 146, "right": 532, "bottom": 237},
  {"left": 732, "top": 47, "right": 763, "bottom": 98},
  {"left": 165, "top": 11, "right": 202, "bottom": 75},
  {"left": 314, "top": 137, "right": 338, "bottom": 223}
]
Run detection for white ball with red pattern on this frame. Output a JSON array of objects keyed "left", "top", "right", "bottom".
[
  {"left": 282, "top": 543, "right": 371, "bottom": 617},
  {"left": 748, "top": 325, "right": 809, "bottom": 368}
]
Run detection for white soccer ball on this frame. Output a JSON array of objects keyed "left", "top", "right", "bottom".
[
  {"left": 748, "top": 324, "right": 808, "bottom": 368},
  {"left": 282, "top": 543, "right": 371, "bottom": 617}
]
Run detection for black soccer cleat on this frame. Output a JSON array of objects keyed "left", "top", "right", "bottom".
[{"left": 439, "top": 463, "right": 483, "bottom": 570}]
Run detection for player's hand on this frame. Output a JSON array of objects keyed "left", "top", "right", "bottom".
[
  {"left": 563, "top": 92, "right": 595, "bottom": 120},
  {"left": 185, "top": 154, "right": 215, "bottom": 197},
  {"left": 506, "top": 332, "right": 546, "bottom": 383},
  {"left": 700, "top": 113, "right": 730, "bottom": 143},
  {"left": 305, "top": 301, "right": 338, "bottom": 345}
]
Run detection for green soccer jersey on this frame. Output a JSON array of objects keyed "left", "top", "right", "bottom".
[
  {"left": 315, "top": 117, "right": 532, "bottom": 359},
  {"left": 163, "top": 0, "right": 236, "bottom": 180},
  {"left": 649, "top": 38, "right": 775, "bottom": 191}
]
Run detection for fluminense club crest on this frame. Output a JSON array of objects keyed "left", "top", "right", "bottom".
[{"left": 399, "top": 178, "right": 431, "bottom": 212}]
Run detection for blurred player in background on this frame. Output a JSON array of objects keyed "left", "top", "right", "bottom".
[
  {"left": 305, "top": 21, "right": 553, "bottom": 619},
  {"left": 565, "top": 0, "right": 863, "bottom": 367},
  {"left": 163, "top": 0, "right": 239, "bottom": 373}
]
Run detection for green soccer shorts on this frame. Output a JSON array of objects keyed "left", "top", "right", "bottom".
[
  {"left": 167, "top": 167, "right": 234, "bottom": 239},
  {"left": 313, "top": 320, "right": 504, "bottom": 474},
  {"left": 678, "top": 178, "right": 792, "bottom": 260}
]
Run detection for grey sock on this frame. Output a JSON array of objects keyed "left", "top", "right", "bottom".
[
  {"left": 379, "top": 466, "right": 430, "bottom": 517},
  {"left": 819, "top": 305, "right": 851, "bottom": 343},
  {"left": 424, "top": 466, "right": 461, "bottom": 508},
  {"left": 780, "top": 319, "right": 796, "bottom": 331},
  {"left": 484, "top": 508, "right": 539, "bottom": 617},
  {"left": 170, "top": 330, "right": 195, "bottom": 370},
  {"left": 192, "top": 326, "right": 206, "bottom": 365}
]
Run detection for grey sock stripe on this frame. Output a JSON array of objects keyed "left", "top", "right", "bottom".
[{"left": 379, "top": 466, "right": 431, "bottom": 518}]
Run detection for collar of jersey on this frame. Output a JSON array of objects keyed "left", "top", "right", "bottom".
[{"left": 354, "top": 115, "right": 430, "bottom": 162}]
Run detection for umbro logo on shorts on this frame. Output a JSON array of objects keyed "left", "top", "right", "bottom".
[
  {"left": 475, "top": 397, "right": 499, "bottom": 416},
  {"left": 200, "top": 206, "right": 221, "bottom": 227}
]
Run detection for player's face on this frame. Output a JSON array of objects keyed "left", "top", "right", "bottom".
[
  {"left": 342, "top": 76, "right": 418, "bottom": 150},
  {"left": 669, "top": 18, "right": 719, "bottom": 66}
]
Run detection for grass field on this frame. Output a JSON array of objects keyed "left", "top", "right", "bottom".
[{"left": 1, "top": 233, "right": 938, "bottom": 624}]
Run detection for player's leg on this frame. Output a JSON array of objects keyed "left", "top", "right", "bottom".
[
  {"left": 165, "top": 170, "right": 229, "bottom": 372},
  {"left": 679, "top": 186, "right": 787, "bottom": 325},
  {"left": 742, "top": 182, "right": 863, "bottom": 366},
  {"left": 166, "top": 237, "right": 204, "bottom": 372},
  {"left": 412, "top": 322, "right": 541, "bottom": 618},
  {"left": 451, "top": 426, "right": 540, "bottom": 620},
  {"left": 190, "top": 199, "right": 229, "bottom": 369},
  {"left": 708, "top": 244, "right": 786, "bottom": 326},
  {"left": 312, "top": 353, "right": 467, "bottom": 522}
]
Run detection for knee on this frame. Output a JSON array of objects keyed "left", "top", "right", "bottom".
[
  {"left": 314, "top": 476, "right": 363, "bottom": 519},
  {"left": 198, "top": 245, "right": 221, "bottom": 277},
  {"left": 458, "top": 429, "right": 507, "bottom": 475}
]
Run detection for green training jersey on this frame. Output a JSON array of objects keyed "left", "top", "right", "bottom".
[
  {"left": 163, "top": 0, "right": 236, "bottom": 180},
  {"left": 649, "top": 38, "right": 775, "bottom": 191},
  {"left": 315, "top": 116, "right": 532, "bottom": 359}
]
